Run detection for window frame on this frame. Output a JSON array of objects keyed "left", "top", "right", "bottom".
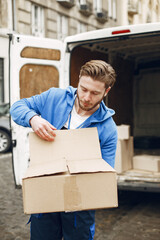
[
  {"left": 31, "top": 4, "right": 45, "bottom": 37},
  {"left": 77, "top": 21, "right": 87, "bottom": 34},
  {"left": 57, "top": 14, "right": 69, "bottom": 40}
]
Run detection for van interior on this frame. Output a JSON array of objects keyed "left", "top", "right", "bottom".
[{"left": 69, "top": 31, "right": 160, "bottom": 154}]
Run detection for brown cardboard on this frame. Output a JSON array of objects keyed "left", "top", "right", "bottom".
[
  {"left": 133, "top": 155, "right": 160, "bottom": 172},
  {"left": 114, "top": 137, "right": 133, "bottom": 173},
  {"left": 117, "top": 125, "right": 130, "bottom": 140},
  {"left": 22, "top": 128, "right": 118, "bottom": 214}
]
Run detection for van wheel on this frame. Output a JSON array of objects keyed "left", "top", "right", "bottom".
[{"left": 0, "top": 130, "right": 11, "bottom": 153}]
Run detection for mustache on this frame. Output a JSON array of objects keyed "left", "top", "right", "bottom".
[{"left": 81, "top": 101, "right": 91, "bottom": 104}]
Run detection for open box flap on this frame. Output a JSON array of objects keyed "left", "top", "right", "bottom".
[
  {"left": 23, "top": 160, "right": 67, "bottom": 179},
  {"left": 26, "top": 128, "right": 115, "bottom": 179},
  {"left": 29, "top": 128, "right": 102, "bottom": 165},
  {"left": 67, "top": 159, "right": 116, "bottom": 174},
  {"left": 23, "top": 158, "right": 116, "bottom": 179}
]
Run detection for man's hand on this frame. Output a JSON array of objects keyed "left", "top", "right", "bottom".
[{"left": 30, "top": 115, "right": 56, "bottom": 141}]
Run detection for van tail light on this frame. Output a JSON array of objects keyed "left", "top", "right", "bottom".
[{"left": 112, "top": 29, "right": 131, "bottom": 35}]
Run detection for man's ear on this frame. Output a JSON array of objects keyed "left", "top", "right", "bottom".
[{"left": 104, "top": 86, "right": 111, "bottom": 97}]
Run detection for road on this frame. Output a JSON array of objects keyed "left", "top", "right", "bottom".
[{"left": 0, "top": 153, "right": 160, "bottom": 240}]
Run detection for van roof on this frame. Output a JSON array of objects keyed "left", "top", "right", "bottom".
[{"left": 65, "top": 22, "right": 160, "bottom": 45}]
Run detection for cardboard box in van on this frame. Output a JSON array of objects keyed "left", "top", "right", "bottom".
[
  {"left": 22, "top": 128, "right": 118, "bottom": 214},
  {"left": 117, "top": 125, "right": 130, "bottom": 140},
  {"left": 115, "top": 137, "right": 133, "bottom": 173},
  {"left": 133, "top": 155, "right": 160, "bottom": 172}
]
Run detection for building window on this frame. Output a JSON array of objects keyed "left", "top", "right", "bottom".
[
  {"left": 138, "top": 0, "right": 142, "bottom": 15},
  {"left": 77, "top": 22, "right": 87, "bottom": 33},
  {"left": 112, "top": 0, "right": 117, "bottom": 19},
  {"left": 31, "top": 4, "right": 45, "bottom": 37},
  {"left": 93, "top": 0, "right": 102, "bottom": 12},
  {"left": 108, "top": 0, "right": 117, "bottom": 20},
  {"left": 0, "top": 58, "right": 4, "bottom": 103},
  {"left": 57, "top": 14, "right": 68, "bottom": 40}
]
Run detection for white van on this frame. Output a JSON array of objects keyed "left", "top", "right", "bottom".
[{"left": 9, "top": 22, "right": 160, "bottom": 191}]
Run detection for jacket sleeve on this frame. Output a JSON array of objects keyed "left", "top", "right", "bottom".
[
  {"left": 101, "top": 128, "right": 117, "bottom": 168},
  {"left": 10, "top": 89, "right": 52, "bottom": 127}
]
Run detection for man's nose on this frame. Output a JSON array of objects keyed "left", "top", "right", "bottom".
[{"left": 84, "top": 92, "right": 91, "bottom": 101}]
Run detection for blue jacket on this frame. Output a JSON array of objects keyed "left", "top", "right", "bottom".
[{"left": 10, "top": 86, "right": 117, "bottom": 168}]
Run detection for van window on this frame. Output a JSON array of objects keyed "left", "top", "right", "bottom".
[
  {"left": 19, "top": 64, "right": 59, "bottom": 99},
  {"left": 21, "top": 47, "right": 61, "bottom": 61}
]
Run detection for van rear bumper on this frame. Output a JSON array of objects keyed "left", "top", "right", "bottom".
[{"left": 117, "top": 170, "right": 160, "bottom": 192}]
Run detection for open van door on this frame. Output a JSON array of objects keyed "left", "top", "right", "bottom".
[{"left": 9, "top": 34, "right": 67, "bottom": 186}]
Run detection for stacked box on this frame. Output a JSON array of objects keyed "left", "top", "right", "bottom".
[
  {"left": 117, "top": 124, "right": 130, "bottom": 140},
  {"left": 115, "top": 125, "right": 133, "bottom": 173},
  {"left": 133, "top": 155, "right": 160, "bottom": 172}
]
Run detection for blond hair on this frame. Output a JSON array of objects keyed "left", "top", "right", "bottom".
[{"left": 79, "top": 60, "right": 116, "bottom": 89}]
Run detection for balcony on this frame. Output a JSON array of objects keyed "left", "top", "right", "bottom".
[
  {"left": 56, "top": 0, "right": 75, "bottom": 8},
  {"left": 79, "top": 0, "right": 92, "bottom": 16},
  {"left": 96, "top": 9, "right": 108, "bottom": 23},
  {"left": 128, "top": 0, "right": 138, "bottom": 15}
]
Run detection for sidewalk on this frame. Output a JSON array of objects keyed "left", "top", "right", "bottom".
[{"left": 0, "top": 153, "right": 160, "bottom": 240}]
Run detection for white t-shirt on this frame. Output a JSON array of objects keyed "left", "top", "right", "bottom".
[{"left": 64, "top": 104, "right": 89, "bottom": 129}]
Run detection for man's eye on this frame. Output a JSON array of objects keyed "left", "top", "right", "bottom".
[{"left": 82, "top": 88, "right": 87, "bottom": 92}]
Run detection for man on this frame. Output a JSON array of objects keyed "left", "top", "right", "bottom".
[{"left": 10, "top": 60, "right": 117, "bottom": 240}]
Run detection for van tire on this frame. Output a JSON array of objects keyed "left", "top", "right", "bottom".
[{"left": 0, "top": 129, "right": 11, "bottom": 153}]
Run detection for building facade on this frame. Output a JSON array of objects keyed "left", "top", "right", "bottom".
[
  {"left": 0, "top": 0, "right": 160, "bottom": 103},
  {"left": 0, "top": 0, "right": 118, "bottom": 40},
  {"left": 1, "top": 0, "right": 160, "bottom": 40}
]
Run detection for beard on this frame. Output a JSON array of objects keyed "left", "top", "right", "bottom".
[{"left": 77, "top": 91, "right": 105, "bottom": 112}]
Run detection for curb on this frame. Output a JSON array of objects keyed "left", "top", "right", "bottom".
[{"left": 0, "top": 152, "right": 12, "bottom": 159}]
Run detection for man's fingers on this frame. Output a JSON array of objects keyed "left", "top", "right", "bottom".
[
  {"left": 43, "top": 129, "right": 55, "bottom": 141},
  {"left": 34, "top": 123, "right": 56, "bottom": 141},
  {"left": 30, "top": 115, "right": 57, "bottom": 141},
  {"left": 35, "top": 129, "right": 46, "bottom": 140},
  {"left": 37, "top": 128, "right": 55, "bottom": 142},
  {"left": 44, "top": 128, "right": 56, "bottom": 141},
  {"left": 45, "top": 124, "right": 56, "bottom": 138}
]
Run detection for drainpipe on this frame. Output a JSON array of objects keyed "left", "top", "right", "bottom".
[{"left": 12, "top": 0, "right": 16, "bottom": 31}]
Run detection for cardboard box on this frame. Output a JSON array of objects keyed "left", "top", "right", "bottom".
[
  {"left": 114, "top": 137, "right": 133, "bottom": 173},
  {"left": 22, "top": 128, "right": 118, "bottom": 214},
  {"left": 133, "top": 155, "right": 160, "bottom": 172},
  {"left": 117, "top": 125, "right": 130, "bottom": 140}
]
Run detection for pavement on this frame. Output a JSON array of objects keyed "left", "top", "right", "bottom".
[{"left": 0, "top": 153, "right": 160, "bottom": 240}]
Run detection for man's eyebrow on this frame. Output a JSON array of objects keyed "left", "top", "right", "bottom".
[
  {"left": 80, "top": 84, "right": 86, "bottom": 88},
  {"left": 91, "top": 89, "right": 101, "bottom": 94},
  {"left": 80, "top": 84, "right": 101, "bottom": 94},
  {"left": 80, "top": 85, "right": 87, "bottom": 90},
  {"left": 92, "top": 90, "right": 101, "bottom": 94}
]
